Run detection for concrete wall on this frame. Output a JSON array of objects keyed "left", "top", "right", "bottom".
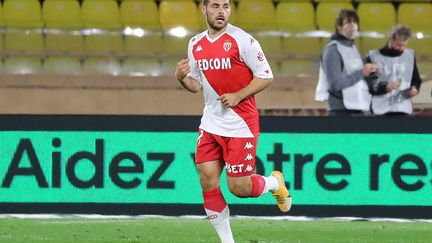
[{"left": 0, "top": 74, "right": 325, "bottom": 115}]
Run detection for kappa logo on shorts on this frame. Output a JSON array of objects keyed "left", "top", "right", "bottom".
[
  {"left": 208, "top": 214, "right": 218, "bottom": 220},
  {"left": 245, "top": 153, "right": 254, "bottom": 161},
  {"left": 244, "top": 142, "right": 253, "bottom": 149},
  {"left": 245, "top": 165, "right": 253, "bottom": 172}
]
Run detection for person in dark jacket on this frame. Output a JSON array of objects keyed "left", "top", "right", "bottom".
[{"left": 365, "top": 25, "right": 422, "bottom": 115}]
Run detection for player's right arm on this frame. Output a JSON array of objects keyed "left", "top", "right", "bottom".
[{"left": 175, "top": 58, "right": 202, "bottom": 93}]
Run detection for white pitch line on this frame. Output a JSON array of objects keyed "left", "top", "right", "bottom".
[{"left": 0, "top": 214, "right": 432, "bottom": 223}]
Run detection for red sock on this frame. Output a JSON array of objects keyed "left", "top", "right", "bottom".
[
  {"left": 250, "top": 174, "right": 266, "bottom": 197},
  {"left": 203, "top": 187, "right": 227, "bottom": 213}
]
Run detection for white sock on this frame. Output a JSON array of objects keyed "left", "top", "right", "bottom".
[
  {"left": 263, "top": 175, "right": 279, "bottom": 193},
  {"left": 205, "top": 206, "right": 235, "bottom": 243}
]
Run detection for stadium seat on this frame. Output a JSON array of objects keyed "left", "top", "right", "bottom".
[
  {"left": 235, "top": 0, "right": 273, "bottom": 2},
  {"left": 43, "top": 0, "right": 82, "bottom": 29},
  {"left": 43, "top": 57, "right": 82, "bottom": 74},
  {"left": 398, "top": 3, "right": 432, "bottom": 33},
  {"left": 236, "top": 1, "right": 280, "bottom": 55},
  {"left": 267, "top": 59, "right": 280, "bottom": 76},
  {"left": 416, "top": 60, "right": 432, "bottom": 79},
  {"left": 3, "top": 0, "right": 43, "bottom": 28},
  {"left": 357, "top": 2, "right": 396, "bottom": 55},
  {"left": 43, "top": 0, "right": 84, "bottom": 53},
  {"left": 3, "top": 57, "right": 43, "bottom": 74},
  {"left": 251, "top": 32, "right": 282, "bottom": 55},
  {"left": 236, "top": 1, "right": 275, "bottom": 31},
  {"left": 121, "top": 58, "right": 162, "bottom": 76},
  {"left": 277, "top": 2, "right": 315, "bottom": 32},
  {"left": 0, "top": 3, "right": 4, "bottom": 27},
  {"left": 197, "top": 4, "right": 206, "bottom": 31},
  {"left": 159, "top": 1, "right": 199, "bottom": 54},
  {"left": 120, "top": 0, "right": 162, "bottom": 54},
  {"left": 397, "top": 3, "right": 432, "bottom": 57},
  {"left": 159, "top": 58, "right": 180, "bottom": 76},
  {"left": 276, "top": 2, "right": 320, "bottom": 57},
  {"left": 3, "top": 0, "right": 44, "bottom": 52},
  {"left": 358, "top": 3, "right": 396, "bottom": 32},
  {"left": 159, "top": 1, "right": 199, "bottom": 30},
  {"left": 316, "top": 2, "right": 354, "bottom": 32},
  {"left": 82, "top": 57, "right": 122, "bottom": 75},
  {"left": 120, "top": 0, "right": 159, "bottom": 29},
  {"left": 82, "top": 0, "right": 121, "bottom": 29},
  {"left": 81, "top": 0, "right": 123, "bottom": 53},
  {"left": 0, "top": 4, "right": 4, "bottom": 52},
  {"left": 227, "top": 2, "right": 237, "bottom": 26},
  {"left": 280, "top": 60, "right": 319, "bottom": 76},
  {"left": 313, "top": 0, "right": 351, "bottom": 2},
  {"left": 4, "top": 29, "right": 44, "bottom": 53}
]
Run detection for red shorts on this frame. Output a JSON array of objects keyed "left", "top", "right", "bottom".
[{"left": 195, "top": 129, "right": 258, "bottom": 177}]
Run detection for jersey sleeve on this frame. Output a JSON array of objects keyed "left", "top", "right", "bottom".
[
  {"left": 239, "top": 35, "right": 273, "bottom": 79},
  {"left": 186, "top": 38, "right": 202, "bottom": 84}
]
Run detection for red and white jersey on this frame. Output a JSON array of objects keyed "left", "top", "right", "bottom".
[{"left": 187, "top": 24, "right": 273, "bottom": 138}]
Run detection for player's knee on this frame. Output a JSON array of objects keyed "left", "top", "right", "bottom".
[
  {"left": 227, "top": 181, "right": 250, "bottom": 198},
  {"left": 199, "top": 174, "right": 219, "bottom": 191}
]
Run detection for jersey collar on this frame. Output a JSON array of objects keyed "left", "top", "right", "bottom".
[{"left": 206, "top": 23, "right": 231, "bottom": 43}]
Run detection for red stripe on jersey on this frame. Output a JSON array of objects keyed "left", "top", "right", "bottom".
[{"left": 192, "top": 33, "right": 259, "bottom": 135}]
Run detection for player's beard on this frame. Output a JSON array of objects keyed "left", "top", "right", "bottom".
[{"left": 207, "top": 15, "right": 228, "bottom": 31}]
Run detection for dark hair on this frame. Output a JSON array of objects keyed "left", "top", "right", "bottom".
[
  {"left": 389, "top": 24, "right": 411, "bottom": 41},
  {"left": 203, "top": 0, "right": 231, "bottom": 5},
  {"left": 335, "top": 9, "right": 359, "bottom": 31}
]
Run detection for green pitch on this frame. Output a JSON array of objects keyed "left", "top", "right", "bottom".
[{"left": 0, "top": 217, "right": 431, "bottom": 242}]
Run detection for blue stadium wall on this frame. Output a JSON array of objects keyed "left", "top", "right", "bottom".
[{"left": 0, "top": 115, "right": 431, "bottom": 219}]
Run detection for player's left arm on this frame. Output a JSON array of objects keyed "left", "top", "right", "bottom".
[
  {"left": 218, "top": 77, "right": 272, "bottom": 108},
  {"left": 219, "top": 34, "right": 273, "bottom": 108}
]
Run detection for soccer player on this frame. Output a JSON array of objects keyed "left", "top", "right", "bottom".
[{"left": 175, "top": 0, "right": 291, "bottom": 242}]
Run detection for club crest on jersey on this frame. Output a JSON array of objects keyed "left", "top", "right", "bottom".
[
  {"left": 257, "top": 52, "right": 265, "bottom": 62},
  {"left": 223, "top": 40, "right": 232, "bottom": 52}
]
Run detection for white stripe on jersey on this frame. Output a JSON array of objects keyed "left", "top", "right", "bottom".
[
  {"left": 187, "top": 24, "right": 273, "bottom": 138},
  {"left": 200, "top": 74, "right": 254, "bottom": 138}
]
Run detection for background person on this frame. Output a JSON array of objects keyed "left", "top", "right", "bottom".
[
  {"left": 175, "top": 0, "right": 291, "bottom": 242},
  {"left": 365, "top": 24, "right": 422, "bottom": 115},
  {"left": 316, "top": 9, "right": 378, "bottom": 116}
]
